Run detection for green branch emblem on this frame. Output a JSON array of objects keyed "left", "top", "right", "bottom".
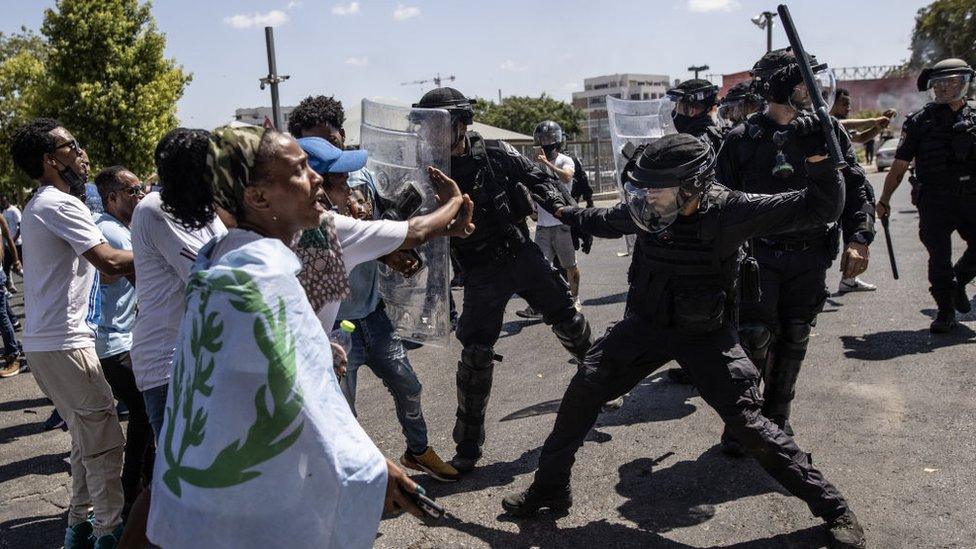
[{"left": 162, "top": 269, "right": 305, "bottom": 497}]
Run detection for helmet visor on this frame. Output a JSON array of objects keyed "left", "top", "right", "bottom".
[
  {"left": 718, "top": 100, "right": 750, "bottom": 124},
  {"left": 534, "top": 132, "right": 561, "bottom": 146},
  {"left": 624, "top": 181, "right": 684, "bottom": 233},
  {"left": 789, "top": 67, "right": 836, "bottom": 110},
  {"left": 928, "top": 73, "right": 972, "bottom": 104}
]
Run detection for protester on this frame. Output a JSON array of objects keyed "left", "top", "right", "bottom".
[
  {"left": 0, "top": 213, "right": 24, "bottom": 378},
  {"left": 11, "top": 117, "right": 135, "bottom": 548},
  {"left": 130, "top": 128, "right": 228, "bottom": 440},
  {"left": 1, "top": 195, "right": 22, "bottom": 292},
  {"left": 147, "top": 125, "right": 428, "bottom": 548},
  {"left": 92, "top": 166, "right": 154, "bottom": 521},
  {"left": 296, "top": 135, "right": 474, "bottom": 483}
]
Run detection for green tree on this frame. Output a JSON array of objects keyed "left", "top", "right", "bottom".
[
  {"left": 908, "top": 0, "right": 976, "bottom": 69},
  {"left": 474, "top": 94, "right": 584, "bottom": 139},
  {"left": 0, "top": 28, "right": 49, "bottom": 199},
  {"left": 40, "top": 0, "right": 191, "bottom": 176}
]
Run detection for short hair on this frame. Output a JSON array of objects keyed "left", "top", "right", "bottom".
[
  {"left": 287, "top": 95, "right": 345, "bottom": 136},
  {"left": 94, "top": 165, "right": 130, "bottom": 205},
  {"left": 10, "top": 118, "right": 62, "bottom": 179},
  {"left": 835, "top": 88, "right": 850, "bottom": 101},
  {"left": 156, "top": 128, "right": 215, "bottom": 230}
]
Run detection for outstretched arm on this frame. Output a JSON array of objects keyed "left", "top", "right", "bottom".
[{"left": 557, "top": 202, "right": 638, "bottom": 239}]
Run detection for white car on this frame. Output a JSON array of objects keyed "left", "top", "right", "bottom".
[{"left": 875, "top": 138, "right": 898, "bottom": 171}]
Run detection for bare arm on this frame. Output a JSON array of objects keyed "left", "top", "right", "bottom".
[
  {"left": 398, "top": 167, "right": 475, "bottom": 249},
  {"left": 82, "top": 243, "right": 134, "bottom": 276},
  {"left": 876, "top": 159, "right": 911, "bottom": 219},
  {"left": 536, "top": 154, "right": 573, "bottom": 183}
]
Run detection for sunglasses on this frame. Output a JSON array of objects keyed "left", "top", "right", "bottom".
[
  {"left": 52, "top": 139, "right": 84, "bottom": 157},
  {"left": 116, "top": 185, "right": 145, "bottom": 198}
]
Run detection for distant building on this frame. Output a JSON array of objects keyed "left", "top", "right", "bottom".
[
  {"left": 572, "top": 73, "right": 671, "bottom": 140},
  {"left": 234, "top": 106, "right": 296, "bottom": 130}
]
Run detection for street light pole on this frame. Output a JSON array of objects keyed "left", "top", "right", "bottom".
[
  {"left": 688, "top": 65, "right": 709, "bottom": 79},
  {"left": 751, "top": 11, "right": 777, "bottom": 53},
  {"left": 259, "top": 26, "right": 290, "bottom": 130}
]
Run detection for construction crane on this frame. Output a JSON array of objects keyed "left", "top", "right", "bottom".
[{"left": 401, "top": 73, "right": 456, "bottom": 88}]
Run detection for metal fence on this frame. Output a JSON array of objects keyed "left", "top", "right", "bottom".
[{"left": 512, "top": 139, "right": 622, "bottom": 197}]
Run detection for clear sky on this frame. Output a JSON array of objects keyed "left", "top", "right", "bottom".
[{"left": 2, "top": 0, "right": 930, "bottom": 129}]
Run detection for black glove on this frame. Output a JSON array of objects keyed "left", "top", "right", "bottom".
[
  {"left": 790, "top": 113, "right": 821, "bottom": 136},
  {"left": 766, "top": 64, "right": 804, "bottom": 104},
  {"left": 791, "top": 126, "right": 829, "bottom": 158}
]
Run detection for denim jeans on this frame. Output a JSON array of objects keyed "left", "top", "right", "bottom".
[
  {"left": 142, "top": 384, "right": 169, "bottom": 443},
  {"left": 337, "top": 306, "right": 428, "bottom": 455},
  {"left": 0, "top": 271, "right": 21, "bottom": 357}
]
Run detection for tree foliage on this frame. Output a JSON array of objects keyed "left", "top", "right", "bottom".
[
  {"left": 473, "top": 94, "right": 584, "bottom": 139},
  {"left": 908, "top": 0, "right": 976, "bottom": 69},
  {"left": 0, "top": 28, "right": 48, "bottom": 198},
  {"left": 39, "top": 0, "right": 191, "bottom": 176}
]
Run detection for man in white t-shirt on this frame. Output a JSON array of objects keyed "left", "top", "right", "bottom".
[
  {"left": 518, "top": 120, "right": 582, "bottom": 319},
  {"left": 11, "top": 118, "right": 136, "bottom": 548},
  {"left": 2, "top": 195, "right": 22, "bottom": 291}
]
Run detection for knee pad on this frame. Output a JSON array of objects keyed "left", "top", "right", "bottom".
[
  {"left": 778, "top": 319, "right": 813, "bottom": 359},
  {"left": 738, "top": 322, "right": 773, "bottom": 362},
  {"left": 552, "top": 312, "right": 592, "bottom": 358},
  {"left": 461, "top": 344, "right": 495, "bottom": 370}
]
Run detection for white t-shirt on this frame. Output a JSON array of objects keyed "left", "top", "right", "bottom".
[
  {"left": 535, "top": 153, "right": 575, "bottom": 227},
  {"left": 130, "top": 192, "right": 227, "bottom": 391},
  {"left": 4, "top": 205, "right": 22, "bottom": 245},
  {"left": 21, "top": 186, "right": 106, "bottom": 352},
  {"left": 315, "top": 214, "right": 408, "bottom": 330}
]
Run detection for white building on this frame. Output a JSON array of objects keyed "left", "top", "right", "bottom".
[{"left": 571, "top": 73, "right": 671, "bottom": 140}]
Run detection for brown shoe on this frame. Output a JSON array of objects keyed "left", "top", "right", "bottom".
[
  {"left": 401, "top": 447, "right": 460, "bottom": 482},
  {"left": 0, "top": 358, "right": 25, "bottom": 378}
]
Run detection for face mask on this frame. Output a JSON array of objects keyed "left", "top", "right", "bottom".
[
  {"left": 54, "top": 158, "right": 88, "bottom": 199},
  {"left": 542, "top": 144, "right": 559, "bottom": 161},
  {"left": 672, "top": 112, "right": 696, "bottom": 133},
  {"left": 451, "top": 120, "right": 467, "bottom": 151}
]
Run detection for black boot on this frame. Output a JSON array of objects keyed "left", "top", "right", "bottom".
[
  {"left": 930, "top": 308, "right": 957, "bottom": 333},
  {"left": 720, "top": 425, "right": 745, "bottom": 457},
  {"left": 826, "top": 509, "right": 866, "bottom": 549},
  {"left": 953, "top": 270, "right": 974, "bottom": 314},
  {"left": 502, "top": 483, "right": 572, "bottom": 517},
  {"left": 452, "top": 346, "right": 494, "bottom": 474},
  {"left": 666, "top": 367, "right": 693, "bottom": 385}
]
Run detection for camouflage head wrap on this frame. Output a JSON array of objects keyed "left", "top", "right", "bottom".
[{"left": 206, "top": 125, "right": 268, "bottom": 216}]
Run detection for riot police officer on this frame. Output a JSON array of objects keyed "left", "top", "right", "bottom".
[
  {"left": 877, "top": 58, "right": 976, "bottom": 333},
  {"left": 717, "top": 81, "right": 764, "bottom": 129},
  {"left": 501, "top": 133, "right": 866, "bottom": 549},
  {"left": 666, "top": 78, "right": 723, "bottom": 151},
  {"left": 412, "top": 87, "right": 593, "bottom": 473},
  {"left": 716, "top": 51, "right": 875, "bottom": 444}
]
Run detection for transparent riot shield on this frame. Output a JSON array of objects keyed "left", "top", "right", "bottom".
[
  {"left": 359, "top": 99, "right": 452, "bottom": 346},
  {"left": 606, "top": 96, "right": 676, "bottom": 253}
]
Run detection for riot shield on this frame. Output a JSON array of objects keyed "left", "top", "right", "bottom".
[
  {"left": 606, "top": 96, "right": 676, "bottom": 253},
  {"left": 359, "top": 99, "right": 453, "bottom": 347}
]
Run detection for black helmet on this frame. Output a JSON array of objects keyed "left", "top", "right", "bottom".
[
  {"left": 666, "top": 79, "right": 719, "bottom": 108},
  {"left": 533, "top": 120, "right": 564, "bottom": 147},
  {"left": 718, "top": 82, "right": 763, "bottom": 124},
  {"left": 722, "top": 82, "right": 761, "bottom": 104},
  {"left": 413, "top": 87, "right": 476, "bottom": 124},
  {"left": 622, "top": 134, "right": 715, "bottom": 233},
  {"left": 916, "top": 57, "right": 974, "bottom": 104},
  {"left": 752, "top": 48, "right": 835, "bottom": 109}
]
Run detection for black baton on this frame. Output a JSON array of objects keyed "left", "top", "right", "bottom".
[{"left": 880, "top": 216, "right": 899, "bottom": 280}]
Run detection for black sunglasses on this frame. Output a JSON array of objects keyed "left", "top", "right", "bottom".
[
  {"left": 52, "top": 139, "right": 83, "bottom": 157},
  {"left": 121, "top": 185, "right": 145, "bottom": 197}
]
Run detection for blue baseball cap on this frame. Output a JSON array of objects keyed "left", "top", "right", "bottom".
[{"left": 297, "top": 137, "right": 368, "bottom": 174}]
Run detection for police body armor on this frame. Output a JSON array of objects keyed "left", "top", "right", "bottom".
[
  {"left": 449, "top": 131, "right": 534, "bottom": 267},
  {"left": 734, "top": 116, "right": 840, "bottom": 252},
  {"left": 911, "top": 101, "right": 976, "bottom": 194},
  {"left": 626, "top": 185, "right": 742, "bottom": 334}
]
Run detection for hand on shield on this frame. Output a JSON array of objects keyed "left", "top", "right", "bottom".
[
  {"left": 427, "top": 166, "right": 462, "bottom": 205},
  {"left": 444, "top": 194, "right": 475, "bottom": 238}
]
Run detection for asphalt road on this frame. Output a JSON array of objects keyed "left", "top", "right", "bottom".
[{"left": 2, "top": 169, "right": 975, "bottom": 548}]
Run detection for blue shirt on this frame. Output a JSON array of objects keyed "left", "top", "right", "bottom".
[
  {"left": 94, "top": 213, "right": 136, "bottom": 358},
  {"left": 336, "top": 169, "right": 382, "bottom": 321}
]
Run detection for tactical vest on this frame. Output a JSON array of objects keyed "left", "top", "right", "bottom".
[
  {"left": 911, "top": 101, "right": 976, "bottom": 190},
  {"left": 626, "top": 186, "right": 743, "bottom": 333},
  {"left": 449, "top": 132, "right": 529, "bottom": 266}
]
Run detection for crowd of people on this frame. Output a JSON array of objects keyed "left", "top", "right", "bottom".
[{"left": 2, "top": 47, "right": 974, "bottom": 549}]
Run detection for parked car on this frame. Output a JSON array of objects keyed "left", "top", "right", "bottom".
[{"left": 876, "top": 138, "right": 898, "bottom": 171}]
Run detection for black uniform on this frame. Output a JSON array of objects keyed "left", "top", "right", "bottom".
[
  {"left": 894, "top": 101, "right": 976, "bottom": 312},
  {"left": 532, "top": 158, "right": 850, "bottom": 521},
  {"left": 715, "top": 113, "right": 875, "bottom": 430},
  {"left": 450, "top": 131, "right": 592, "bottom": 460},
  {"left": 677, "top": 113, "right": 725, "bottom": 153}
]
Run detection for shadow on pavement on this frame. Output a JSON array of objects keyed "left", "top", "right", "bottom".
[
  {"left": 0, "top": 397, "right": 49, "bottom": 413},
  {"left": 0, "top": 420, "right": 47, "bottom": 444},
  {"left": 499, "top": 318, "right": 544, "bottom": 339},
  {"left": 0, "top": 451, "right": 69, "bottom": 484},
  {"left": 582, "top": 292, "right": 627, "bottom": 307},
  {"left": 841, "top": 325, "right": 976, "bottom": 360},
  {"left": 415, "top": 448, "right": 543, "bottom": 500},
  {"left": 0, "top": 512, "right": 64, "bottom": 549}
]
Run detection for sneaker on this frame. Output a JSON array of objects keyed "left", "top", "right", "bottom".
[
  {"left": 837, "top": 277, "right": 877, "bottom": 294},
  {"left": 930, "top": 309, "right": 958, "bottom": 334},
  {"left": 502, "top": 483, "right": 573, "bottom": 517},
  {"left": 44, "top": 409, "right": 66, "bottom": 431},
  {"left": 602, "top": 396, "right": 624, "bottom": 412},
  {"left": 953, "top": 281, "right": 972, "bottom": 314},
  {"left": 92, "top": 526, "right": 124, "bottom": 549},
  {"left": 448, "top": 453, "right": 480, "bottom": 475},
  {"left": 826, "top": 509, "right": 866, "bottom": 548},
  {"left": 64, "top": 519, "right": 94, "bottom": 549},
  {"left": 0, "top": 357, "right": 25, "bottom": 378},
  {"left": 400, "top": 447, "right": 460, "bottom": 483},
  {"left": 515, "top": 306, "right": 543, "bottom": 320}
]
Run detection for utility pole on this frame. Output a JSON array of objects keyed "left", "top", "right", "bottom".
[
  {"left": 259, "top": 26, "right": 290, "bottom": 130},
  {"left": 400, "top": 73, "right": 456, "bottom": 89},
  {"left": 751, "top": 11, "right": 777, "bottom": 53},
  {"left": 688, "top": 65, "right": 709, "bottom": 79}
]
